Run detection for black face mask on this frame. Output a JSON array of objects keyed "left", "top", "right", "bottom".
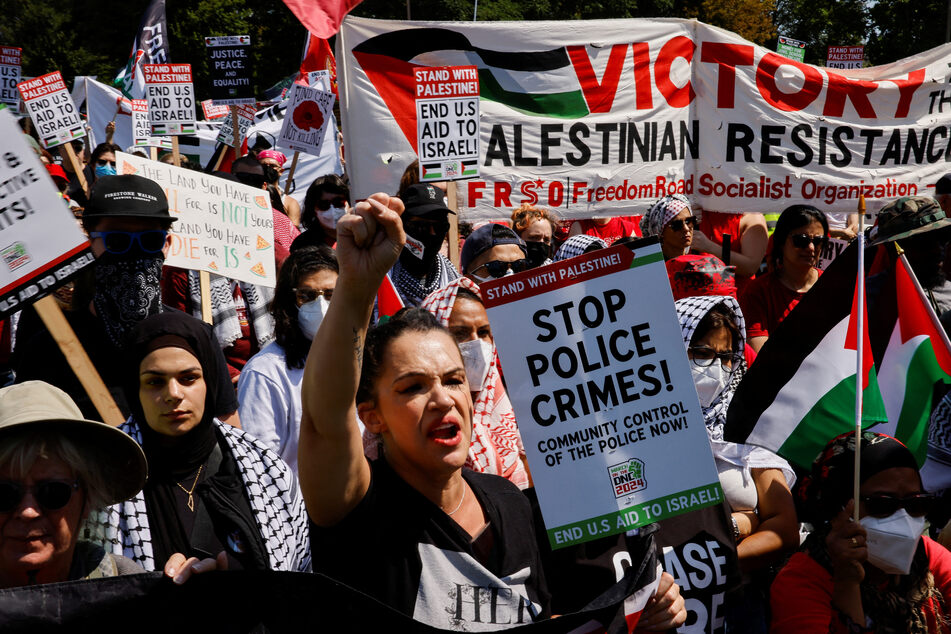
[
  {"left": 524, "top": 241, "right": 551, "bottom": 269},
  {"left": 93, "top": 251, "right": 164, "bottom": 347},
  {"left": 399, "top": 220, "right": 449, "bottom": 278}
]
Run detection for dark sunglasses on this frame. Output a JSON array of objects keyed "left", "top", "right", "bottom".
[
  {"left": 89, "top": 230, "right": 168, "bottom": 255},
  {"left": 860, "top": 493, "right": 935, "bottom": 518},
  {"left": 688, "top": 345, "right": 740, "bottom": 368},
  {"left": 314, "top": 197, "right": 347, "bottom": 211},
  {"left": 790, "top": 233, "right": 826, "bottom": 249},
  {"left": 293, "top": 287, "right": 333, "bottom": 304},
  {"left": 404, "top": 219, "right": 450, "bottom": 236},
  {"left": 234, "top": 172, "right": 267, "bottom": 188},
  {"left": 0, "top": 480, "right": 80, "bottom": 513},
  {"left": 668, "top": 216, "right": 699, "bottom": 232},
  {"left": 96, "top": 159, "right": 117, "bottom": 167},
  {"left": 474, "top": 259, "right": 531, "bottom": 278}
]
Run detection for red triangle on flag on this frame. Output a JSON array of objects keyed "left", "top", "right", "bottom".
[
  {"left": 352, "top": 51, "right": 419, "bottom": 154},
  {"left": 377, "top": 273, "right": 404, "bottom": 319},
  {"left": 896, "top": 256, "right": 951, "bottom": 373}
]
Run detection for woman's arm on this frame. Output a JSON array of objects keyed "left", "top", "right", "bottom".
[
  {"left": 735, "top": 467, "right": 799, "bottom": 573},
  {"left": 692, "top": 213, "right": 768, "bottom": 277},
  {"left": 298, "top": 194, "right": 405, "bottom": 526}
]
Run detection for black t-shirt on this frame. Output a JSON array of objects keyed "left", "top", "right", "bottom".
[{"left": 311, "top": 459, "right": 551, "bottom": 629}]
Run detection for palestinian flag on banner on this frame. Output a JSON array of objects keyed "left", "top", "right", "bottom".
[
  {"left": 377, "top": 273, "right": 404, "bottom": 320},
  {"left": 873, "top": 253, "right": 951, "bottom": 465},
  {"left": 725, "top": 242, "right": 887, "bottom": 469}
]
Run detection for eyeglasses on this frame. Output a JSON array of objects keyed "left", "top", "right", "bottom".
[
  {"left": 293, "top": 287, "right": 333, "bottom": 304},
  {"left": 234, "top": 172, "right": 267, "bottom": 188},
  {"left": 0, "top": 480, "right": 81, "bottom": 513},
  {"left": 96, "top": 159, "right": 116, "bottom": 167},
  {"left": 404, "top": 219, "right": 450, "bottom": 236},
  {"left": 473, "top": 259, "right": 531, "bottom": 278},
  {"left": 668, "top": 216, "right": 699, "bottom": 232},
  {"left": 860, "top": 493, "right": 935, "bottom": 518},
  {"left": 688, "top": 346, "right": 740, "bottom": 368},
  {"left": 314, "top": 197, "right": 347, "bottom": 211},
  {"left": 790, "top": 234, "right": 826, "bottom": 249},
  {"left": 89, "top": 230, "right": 168, "bottom": 254}
]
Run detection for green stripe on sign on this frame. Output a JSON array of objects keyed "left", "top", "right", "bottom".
[
  {"left": 546, "top": 482, "right": 723, "bottom": 549},
  {"left": 422, "top": 172, "right": 442, "bottom": 180},
  {"left": 478, "top": 69, "right": 588, "bottom": 119},
  {"left": 628, "top": 251, "right": 664, "bottom": 270}
]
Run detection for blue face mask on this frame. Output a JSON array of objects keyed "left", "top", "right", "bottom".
[{"left": 95, "top": 163, "right": 117, "bottom": 178}]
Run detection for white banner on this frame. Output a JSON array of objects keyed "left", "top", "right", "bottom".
[
  {"left": 339, "top": 17, "right": 951, "bottom": 221},
  {"left": 482, "top": 242, "right": 721, "bottom": 548},
  {"left": 117, "top": 152, "right": 276, "bottom": 287}
]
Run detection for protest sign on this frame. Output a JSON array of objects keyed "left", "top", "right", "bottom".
[
  {"left": 414, "top": 65, "right": 480, "bottom": 181},
  {"left": 0, "top": 107, "right": 93, "bottom": 317},
  {"left": 482, "top": 241, "right": 722, "bottom": 548},
  {"left": 777, "top": 35, "right": 806, "bottom": 62},
  {"left": 201, "top": 99, "right": 229, "bottom": 119},
  {"left": 216, "top": 102, "right": 256, "bottom": 147},
  {"left": 143, "top": 64, "right": 196, "bottom": 135},
  {"left": 117, "top": 152, "right": 276, "bottom": 287},
  {"left": 277, "top": 83, "right": 335, "bottom": 155},
  {"left": 818, "top": 236, "right": 849, "bottom": 270},
  {"left": 307, "top": 70, "right": 332, "bottom": 91},
  {"left": 341, "top": 18, "right": 951, "bottom": 221},
  {"left": 827, "top": 45, "right": 864, "bottom": 70},
  {"left": 205, "top": 35, "right": 254, "bottom": 105},
  {"left": 0, "top": 46, "right": 21, "bottom": 108},
  {"left": 17, "top": 72, "right": 86, "bottom": 149}
]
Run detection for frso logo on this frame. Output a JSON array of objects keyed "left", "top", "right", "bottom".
[{"left": 608, "top": 457, "right": 646, "bottom": 498}]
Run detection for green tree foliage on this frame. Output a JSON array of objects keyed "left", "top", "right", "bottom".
[
  {"left": 773, "top": 0, "right": 869, "bottom": 66},
  {"left": 865, "top": 0, "right": 947, "bottom": 65}
]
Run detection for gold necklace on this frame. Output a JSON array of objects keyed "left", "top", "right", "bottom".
[{"left": 176, "top": 464, "right": 204, "bottom": 512}]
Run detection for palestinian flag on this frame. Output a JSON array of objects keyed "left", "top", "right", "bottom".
[
  {"left": 725, "top": 242, "right": 887, "bottom": 468},
  {"left": 376, "top": 273, "right": 404, "bottom": 319},
  {"left": 874, "top": 253, "right": 951, "bottom": 465}
]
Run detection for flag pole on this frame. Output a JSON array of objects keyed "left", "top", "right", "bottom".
[{"left": 853, "top": 195, "right": 866, "bottom": 522}]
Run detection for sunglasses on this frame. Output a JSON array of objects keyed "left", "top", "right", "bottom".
[
  {"left": 96, "top": 159, "right": 117, "bottom": 167},
  {"left": 474, "top": 259, "right": 531, "bottom": 278},
  {"left": 790, "top": 234, "right": 826, "bottom": 249},
  {"left": 860, "top": 493, "right": 935, "bottom": 518},
  {"left": 234, "top": 172, "right": 267, "bottom": 188},
  {"left": 293, "top": 287, "right": 333, "bottom": 304},
  {"left": 314, "top": 197, "right": 347, "bottom": 211},
  {"left": 0, "top": 480, "right": 80, "bottom": 513},
  {"left": 668, "top": 216, "right": 700, "bottom": 232},
  {"left": 89, "top": 230, "right": 168, "bottom": 255},
  {"left": 688, "top": 345, "right": 740, "bottom": 368}
]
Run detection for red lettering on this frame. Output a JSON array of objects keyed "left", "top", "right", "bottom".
[
  {"left": 890, "top": 69, "right": 925, "bottom": 118},
  {"left": 699, "top": 42, "right": 754, "bottom": 109},
  {"left": 467, "top": 181, "right": 485, "bottom": 207},
  {"left": 567, "top": 43, "right": 628, "bottom": 113},
  {"left": 572, "top": 181, "right": 588, "bottom": 203},
  {"left": 756, "top": 52, "right": 823, "bottom": 112},
  {"left": 494, "top": 181, "right": 512, "bottom": 208},
  {"left": 823, "top": 71, "right": 878, "bottom": 118},
  {"left": 631, "top": 42, "right": 653, "bottom": 110},
  {"left": 654, "top": 36, "right": 695, "bottom": 108}
]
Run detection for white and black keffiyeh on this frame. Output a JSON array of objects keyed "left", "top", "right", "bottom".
[
  {"left": 390, "top": 252, "right": 460, "bottom": 308},
  {"left": 640, "top": 194, "right": 691, "bottom": 238},
  {"left": 93, "top": 418, "right": 311, "bottom": 573},
  {"left": 553, "top": 235, "right": 608, "bottom": 262},
  {"left": 186, "top": 270, "right": 275, "bottom": 349}
]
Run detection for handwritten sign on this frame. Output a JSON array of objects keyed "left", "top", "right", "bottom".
[
  {"left": 414, "top": 65, "right": 480, "bottom": 181},
  {"left": 0, "top": 107, "right": 93, "bottom": 317},
  {"left": 205, "top": 35, "right": 254, "bottom": 105},
  {"left": 143, "top": 64, "right": 196, "bottom": 136},
  {"left": 277, "top": 83, "right": 334, "bottom": 156},
  {"left": 216, "top": 103, "right": 257, "bottom": 147},
  {"left": 482, "top": 242, "right": 722, "bottom": 548},
  {"left": 117, "top": 152, "right": 276, "bottom": 287},
  {"left": 0, "top": 46, "right": 21, "bottom": 108},
  {"left": 17, "top": 71, "right": 86, "bottom": 149}
]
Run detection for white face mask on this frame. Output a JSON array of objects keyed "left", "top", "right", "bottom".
[
  {"left": 860, "top": 508, "right": 925, "bottom": 575},
  {"left": 317, "top": 205, "right": 347, "bottom": 230},
  {"left": 469, "top": 268, "right": 514, "bottom": 285},
  {"left": 297, "top": 296, "right": 330, "bottom": 340},
  {"left": 457, "top": 338, "right": 493, "bottom": 390},
  {"left": 690, "top": 362, "right": 730, "bottom": 408}
]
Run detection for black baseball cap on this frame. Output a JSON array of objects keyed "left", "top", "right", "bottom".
[
  {"left": 400, "top": 183, "right": 455, "bottom": 218},
  {"left": 83, "top": 175, "right": 174, "bottom": 224},
  {"left": 460, "top": 223, "right": 527, "bottom": 272}
]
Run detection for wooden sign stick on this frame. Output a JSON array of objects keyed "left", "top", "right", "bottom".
[
  {"left": 171, "top": 135, "right": 182, "bottom": 168},
  {"left": 284, "top": 151, "right": 300, "bottom": 192},
  {"left": 231, "top": 105, "right": 240, "bottom": 161},
  {"left": 59, "top": 143, "right": 88, "bottom": 199},
  {"left": 33, "top": 296, "right": 125, "bottom": 426},
  {"left": 447, "top": 182, "right": 460, "bottom": 270}
]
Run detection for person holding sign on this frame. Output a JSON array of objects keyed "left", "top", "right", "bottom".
[{"left": 772, "top": 431, "right": 951, "bottom": 633}]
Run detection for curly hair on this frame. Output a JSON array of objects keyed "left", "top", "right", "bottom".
[
  {"left": 510, "top": 204, "right": 560, "bottom": 240},
  {"left": 272, "top": 245, "right": 338, "bottom": 370}
]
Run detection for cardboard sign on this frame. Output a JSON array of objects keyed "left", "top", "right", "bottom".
[
  {"left": 201, "top": 99, "right": 230, "bottom": 119},
  {"left": 16, "top": 72, "right": 86, "bottom": 149},
  {"left": 0, "top": 46, "right": 21, "bottom": 107},
  {"left": 818, "top": 236, "right": 849, "bottom": 270},
  {"left": 777, "top": 35, "right": 806, "bottom": 62},
  {"left": 277, "top": 83, "right": 335, "bottom": 156},
  {"left": 0, "top": 107, "right": 94, "bottom": 317},
  {"left": 216, "top": 103, "right": 257, "bottom": 147},
  {"left": 143, "top": 64, "right": 196, "bottom": 136},
  {"left": 117, "top": 152, "right": 276, "bottom": 287},
  {"left": 482, "top": 242, "right": 722, "bottom": 548},
  {"left": 827, "top": 46, "right": 864, "bottom": 70},
  {"left": 414, "top": 65, "right": 480, "bottom": 182},
  {"left": 132, "top": 99, "right": 172, "bottom": 149},
  {"left": 205, "top": 35, "right": 254, "bottom": 105}
]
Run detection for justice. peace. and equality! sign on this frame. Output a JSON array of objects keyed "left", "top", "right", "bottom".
[
  {"left": 16, "top": 71, "right": 86, "bottom": 149},
  {"left": 481, "top": 241, "right": 722, "bottom": 548},
  {"left": 205, "top": 35, "right": 254, "bottom": 106},
  {"left": 338, "top": 17, "right": 951, "bottom": 221},
  {"left": 414, "top": 65, "right": 480, "bottom": 181},
  {"left": 143, "top": 64, "right": 196, "bottom": 136},
  {"left": 0, "top": 107, "right": 93, "bottom": 318},
  {"left": 117, "top": 152, "right": 276, "bottom": 287}
]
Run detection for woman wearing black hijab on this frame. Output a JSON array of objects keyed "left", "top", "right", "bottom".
[{"left": 94, "top": 312, "right": 310, "bottom": 573}]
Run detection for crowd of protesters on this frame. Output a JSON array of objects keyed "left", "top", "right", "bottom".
[{"left": 4, "top": 114, "right": 951, "bottom": 633}]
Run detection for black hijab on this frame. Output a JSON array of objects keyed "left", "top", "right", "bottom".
[{"left": 126, "top": 312, "right": 268, "bottom": 569}]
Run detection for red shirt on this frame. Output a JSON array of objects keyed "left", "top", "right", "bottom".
[
  {"left": 697, "top": 211, "right": 752, "bottom": 294},
  {"left": 739, "top": 270, "right": 821, "bottom": 340},
  {"left": 576, "top": 216, "right": 642, "bottom": 245}
]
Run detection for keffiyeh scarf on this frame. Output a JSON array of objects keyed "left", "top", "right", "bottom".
[
  {"left": 640, "top": 194, "right": 691, "bottom": 238},
  {"left": 186, "top": 270, "right": 275, "bottom": 349},
  {"left": 389, "top": 253, "right": 460, "bottom": 308},
  {"left": 553, "top": 235, "right": 608, "bottom": 262}
]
